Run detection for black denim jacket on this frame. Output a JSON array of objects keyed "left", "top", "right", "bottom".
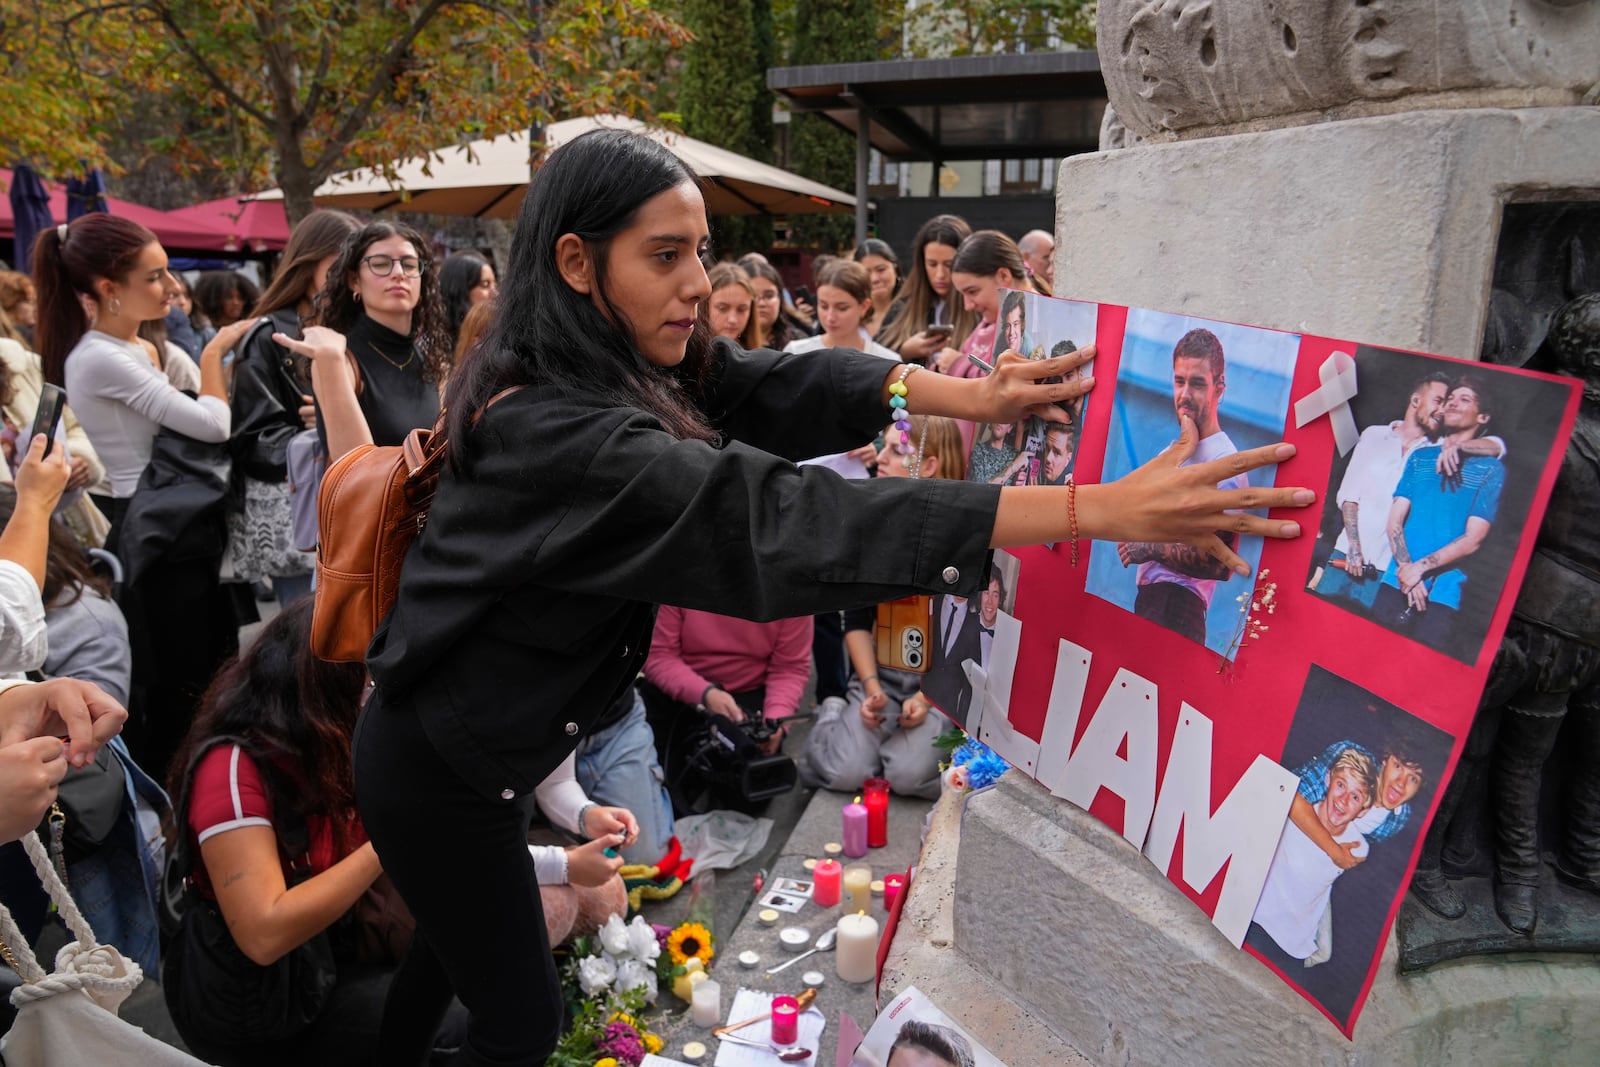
[{"left": 367, "top": 341, "right": 1000, "bottom": 802}]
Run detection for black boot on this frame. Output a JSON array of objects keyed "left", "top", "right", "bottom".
[
  {"left": 1409, "top": 868, "right": 1466, "bottom": 919},
  {"left": 1492, "top": 704, "right": 1565, "bottom": 896},
  {"left": 1556, "top": 695, "right": 1600, "bottom": 895},
  {"left": 1494, "top": 882, "right": 1538, "bottom": 934}
]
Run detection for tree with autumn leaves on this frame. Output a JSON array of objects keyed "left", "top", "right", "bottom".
[
  {"left": 4, "top": 0, "right": 1094, "bottom": 242},
  {"left": 4, "top": 0, "right": 691, "bottom": 223}
]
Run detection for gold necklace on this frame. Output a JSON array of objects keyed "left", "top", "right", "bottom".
[{"left": 362, "top": 332, "right": 416, "bottom": 371}]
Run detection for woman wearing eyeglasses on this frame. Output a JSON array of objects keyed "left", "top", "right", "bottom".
[{"left": 291, "top": 222, "right": 452, "bottom": 461}]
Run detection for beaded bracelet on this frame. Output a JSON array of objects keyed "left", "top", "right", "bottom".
[
  {"left": 889, "top": 364, "right": 920, "bottom": 454},
  {"left": 1066, "top": 475, "right": 1080, "bottom": 566}
]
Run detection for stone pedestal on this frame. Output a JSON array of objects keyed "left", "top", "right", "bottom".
[
  {"left": 886, "top": 775, "right": 1600, "bottom": 1064},
  {"left": 1054, "top": 106, "right": 1600, "bottom": 356}
]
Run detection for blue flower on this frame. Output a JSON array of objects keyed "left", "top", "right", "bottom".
[
  {"left": 952, "top": 739, "right": 996, "bottom": 768},
  {"left": 966, "top": 750, "right": 1010, "bottom": 790}
]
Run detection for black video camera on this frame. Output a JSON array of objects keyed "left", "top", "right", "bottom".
[
  {"left": 639, "top": 680, "right": 808, "bottom": 814},
  {"left": 688, "top": 709, "right": 798, "bottom": 811}
]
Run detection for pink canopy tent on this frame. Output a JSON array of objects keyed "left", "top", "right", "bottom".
[
  {"left": 163, "top": 196, "right": 290, "bottom": 254},
  {"left": 0, "top": 168, "right": 241, "bottom": 256}
]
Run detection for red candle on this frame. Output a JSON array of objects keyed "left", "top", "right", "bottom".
[
  {"left": 863, "top": 777, "right": 889, "bottom": 848},
  {"left": 813, "top": 858, "right": 842, "bottom": 907},
  {"left": 770, "top": 995, "right": 800, "bottom": 1046},
  {"left": 883, "top": 871, "right": 907, "bottom": 912}
]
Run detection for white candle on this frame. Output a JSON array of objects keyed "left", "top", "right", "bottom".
[
  {"left": 690, "top": 978, "right": 722, "bottom": 1027},
  {"left": 835, "top": 911, "right": 880, "bottom": 983}
]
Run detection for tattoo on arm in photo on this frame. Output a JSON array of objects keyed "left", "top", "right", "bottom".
[
  {"left": 1416, "top": 517, "right": 1493, "bottom": 571},
  {"left": 1390, "top": 527, "right": 1411, "bottom": 565},
  {"left": 1145, "top": 531, "right": 1237, "bottom": 580},
  {"left": 1387, "top": 495, "right": 1413, "bottom": 564},
  {"left": 1341, "top": 501, "right": 1361, "bottom": 553}
]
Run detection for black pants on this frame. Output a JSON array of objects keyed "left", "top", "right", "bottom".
[
  {"left": 354, "top": 688, "right": 561, "bottom": 1067},
  {"left": 1133, "top": 581, "right": 1207, "bottom": 645},
  {"left": 812, "top": 610, "right": 848, "bottom": 701},
  {"left": 1373, "top": 582, "right": 1459, "bottom": 656},
  {"left": 175, "top": 961, "right": 464, "bottom": 1067}
]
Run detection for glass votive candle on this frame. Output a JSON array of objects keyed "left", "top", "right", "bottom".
[
  {"left": 863, "top": 776, "right": 889, "bottom": 847},
  {"left": 843, "top": 863, "right": 872, "bottom": 913},
  {"left": 770, "top": 994, "right": 800, "bottom": 1046},
  {"left": 883, "top": 871, "right": 907, "bottom": 912},
  {"left": 690, "top": 979, "right": 721, "bottom": 1027}
]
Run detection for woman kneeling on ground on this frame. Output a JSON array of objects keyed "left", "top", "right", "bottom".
[
  {"left": 799, "top": 414, "right": 968, "bottom": 799},
  {"left": 163, "top": 600, "right": 468, "bottom": 1066}
]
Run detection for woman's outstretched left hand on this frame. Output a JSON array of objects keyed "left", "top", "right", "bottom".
[{"left": 976, "top": 345, "right": 1095, "bottom": 425}]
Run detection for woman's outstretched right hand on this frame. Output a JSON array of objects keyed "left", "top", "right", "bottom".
[{"left": 992, "top": 416, "right": 1315, "bottom": 578}]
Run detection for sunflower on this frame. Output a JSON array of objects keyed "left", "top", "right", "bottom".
[{"left": 666, "top": 922, "right": 714, "bottom": 967}]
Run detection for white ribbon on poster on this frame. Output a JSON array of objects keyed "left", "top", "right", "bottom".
[{"left": 1293, "top": 350, "right": 1360, "bottom": 455}]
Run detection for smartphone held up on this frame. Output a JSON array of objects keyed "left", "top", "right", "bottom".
[{"left": 30, "top": 385, "right": 67, "bottom": 457}]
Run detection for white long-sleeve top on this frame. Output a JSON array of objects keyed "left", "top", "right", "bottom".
[
  {"left": 528, "top": 752, "right": 594, "bottom": 885},
  {"left": 0, "top": 559, "right": 46, "bottom": 675},
  {"left": 64, "top": 331, "right": 230, "bottom": 497}
]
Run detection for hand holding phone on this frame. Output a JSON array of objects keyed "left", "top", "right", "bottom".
[
  {"left": 14, "top": 412, "right": 71, "bottom": 511},
  {"left": 29, "top": 385, "right": 67, "bottom": 459},
  {"left": 924, "top": 323, "right": 955, "bottom": 341}
]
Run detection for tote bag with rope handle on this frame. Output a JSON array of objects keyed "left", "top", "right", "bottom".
[{"left": 0, "top": 830, "right": 209, "bottom": 1066}]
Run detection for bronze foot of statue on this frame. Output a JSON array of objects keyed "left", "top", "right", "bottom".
[
  {"left": 1494, "top": 882, "right": 1538, "bottom": 934},
  {"left": 1410, "top": 869, "right": 1467, "bottom": 919}
]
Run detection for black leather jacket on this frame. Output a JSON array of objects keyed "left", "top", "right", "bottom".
[{"left": 229, "top": 308, "right": 309, "bottom": 483}]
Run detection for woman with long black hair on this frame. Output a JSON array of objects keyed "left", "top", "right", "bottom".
[
  {"left": 280, "top": 129, "right": 1312, "bottom": 1065},
  {"left": 162, "top": 599, "right": 468, "bottom": 1065},
  {"left": 438, "top": 251, "right": 498, "bottom": 351}
]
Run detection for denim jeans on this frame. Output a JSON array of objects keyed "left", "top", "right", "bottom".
[
  {"left": 66, "top": 738, "right": 167, "bottom": 977},
  {"left": 574, "top": 692, "right": 675, "bottom": 865}
]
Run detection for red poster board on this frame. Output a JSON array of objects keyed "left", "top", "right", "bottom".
[{"left": 924, "top": 296, "right": 1579, "bottom": 1035}]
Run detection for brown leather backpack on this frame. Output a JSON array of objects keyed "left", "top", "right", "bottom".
[
  {"left": 310, "top": 387, "right": 523, "bottom": 663},
  {"left": 310, "top": 418, "right": 446, "bottom": 663}
]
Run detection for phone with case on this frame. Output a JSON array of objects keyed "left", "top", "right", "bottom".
[
  {"left": 29, "top": 385, "right": 67, "bottom": 458},
  {"left": 876, "top": 595, "right": 933, "bottom": 673}
]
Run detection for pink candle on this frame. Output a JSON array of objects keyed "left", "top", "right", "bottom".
[
  {"left": 842, "top": 796, "right": 869, "bottom": 858},
  {"left": 883, "top": 871, "right": 907, "bottom": 913},
  {"left": 863, "top": 777, "right": 889, "bottom": 848},
  {"left": 770, "top": 995, "right": 800, "bottom": 1046},
  {"left": 813, "top": 858, "right": 842, "bottom": 907}
]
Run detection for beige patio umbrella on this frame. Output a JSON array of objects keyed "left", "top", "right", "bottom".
[{"left": 251, "top": 115, "right": 860, "bottom": 218}]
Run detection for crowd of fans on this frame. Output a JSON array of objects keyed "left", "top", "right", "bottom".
[{"left": 0, "top": 200, "right": 1058, "bottom": 1061}]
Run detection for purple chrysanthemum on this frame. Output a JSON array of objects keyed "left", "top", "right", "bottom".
[{"left": 598, "top": 1021, "right": 647, "bottom": 1066}]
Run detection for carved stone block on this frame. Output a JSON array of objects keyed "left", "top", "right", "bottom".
[{"left": 1098, "top": 0, "right": 1600, "bottom": 140}]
